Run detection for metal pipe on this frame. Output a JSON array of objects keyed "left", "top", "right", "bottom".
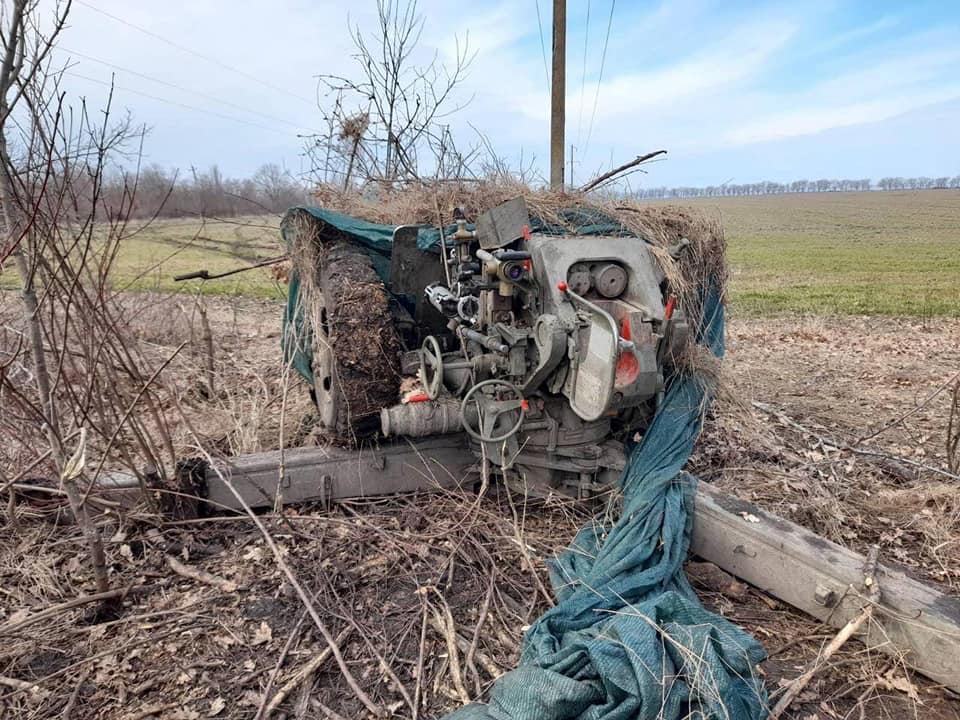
[
  {"left": 460, "top": 328, "right": 509, "bottom": 354},
  {"left": 381, "top": 400, "right": 470, "bottom": 437}
]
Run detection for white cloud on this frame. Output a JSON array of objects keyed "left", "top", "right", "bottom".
[
  {"left": 725, "top": 44, "right": 960, "bottom": 144},
  {"left": 728, "top": 87, "right": 960, "bottom": 144}
]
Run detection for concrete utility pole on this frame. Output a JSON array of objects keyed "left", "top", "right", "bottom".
[{"left": 550, "top": 0, "right": 566, "bottom": 190}]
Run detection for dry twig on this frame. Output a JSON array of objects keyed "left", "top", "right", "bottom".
[
  {"left": 580, "top": 150, "right": 668, "bottom": 192},
  {"left": 753, "top": 400, "right": 960, "bottom": 482},
  {"left": 769, "top": 545, "right": 882, "bottom": 720},
  {"left": 263, "top": 627, "right": 353, "bottom": 717},
  {"left": 166, "top": 555, "right": 238, "bottom": 593},
  {"left": 0, "top": 586, "right": 142, "bottom": 637},
  {"left": 61, "top": 667, "right": 90, "bottom": 720},
  {"left": 431, "top": 598, "right": 471, "bottom": 704}
]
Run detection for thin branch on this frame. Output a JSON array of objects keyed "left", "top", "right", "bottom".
[{"left": 580, "top": 150, "right": 668, "bottom": 193}]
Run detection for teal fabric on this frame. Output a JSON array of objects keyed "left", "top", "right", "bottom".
[
  {"left": 282, "top": 206, "right": 395, "bottom": 279},
  {"left": 443, "top": 287, "right": 769, "bottom": 720},
  {"left": 282, "top": 272, "right": 312, "bottom": 383}
]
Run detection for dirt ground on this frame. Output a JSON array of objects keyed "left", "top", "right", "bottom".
[
  {"left": 694, "top": 312, "right": 960, "bottom": 720},
  {"left": 701, "top": 313, "right": 960, "bottom": 589},
  {"left": 2, "top": 299, "right": 959, "bottom": 719}
]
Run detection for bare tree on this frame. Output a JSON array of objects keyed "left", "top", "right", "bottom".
[
  {"left": 252, "top": 162, "right": 304, "bottom": 211},
  {"left": 0, "top": 0, "right": 71, "bottom": 461},
  {"left": 304, "top": 0, "right": 474, "bottom": 186}
]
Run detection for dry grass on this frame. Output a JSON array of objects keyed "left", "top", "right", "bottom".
[
  {"left": 0, "top": 483, "right": 592, "bottom": 718},
  {"left": 3, "top": 292, "right": 958, "bottom": 718},
  {"left": 693, "top": 315, "right": 960, "bottom": 590},
  {"left": 2, "top": 182, "right": 959, "bottom": 719}
]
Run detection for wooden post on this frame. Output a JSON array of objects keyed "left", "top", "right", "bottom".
[{"left": 550, "top": 0, "right": 566, "bottom": 190}]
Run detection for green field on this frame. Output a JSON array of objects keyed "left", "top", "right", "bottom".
[
  {"left": 11, "top": 190, "right": 956, "bottom": 315},
  {"left": 102, "top": 214, "right": 285, "bottom": 297},
  {"left": 695, "top": 189, "right": 960, "bottom": 316}
]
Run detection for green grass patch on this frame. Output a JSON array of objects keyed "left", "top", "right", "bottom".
[
  {"left": 0, "top": 215, "right": 287, "bottom": 298},
  {"left": 110, "top": 215, "right": 284, "bottom": 297},
  {"left": 678, "top": 189, "right": 960, "bottom": 317}
]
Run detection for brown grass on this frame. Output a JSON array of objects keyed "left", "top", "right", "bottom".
[{"left": 2, "top": 183, "right": 958, "bottom": 719}]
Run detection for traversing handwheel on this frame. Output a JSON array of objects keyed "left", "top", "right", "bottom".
[
  {"left": 419, "top": 335, "right": 444, "bottom": 399},
  {"left": 460, "top": 378, "right": 526, "bottom": 443}
]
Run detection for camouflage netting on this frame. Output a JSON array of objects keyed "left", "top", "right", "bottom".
[{"left": 283, "top": 183, "right": 727, "bottom": 387}]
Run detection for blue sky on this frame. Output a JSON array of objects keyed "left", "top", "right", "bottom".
[{"left": 51, "top": 0, "right": 960, "bottom": 189}]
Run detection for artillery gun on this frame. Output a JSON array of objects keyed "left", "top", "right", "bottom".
[{"left": 283, "top": 198, "right": 690, "bottom": 498}]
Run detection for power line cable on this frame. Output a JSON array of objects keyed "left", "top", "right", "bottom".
[
  {"left": 584, "top": 0, "right": 615, "bottom": 160},
  {"left": 534, "top": 0, "right": 551, "bottom": 94},
  {"left": 63, "top": 48, "right": 317, "bottom": 133},
  {"left": 74, "top": 0, "right": 315, "bottom": 106},
  {"left": 576, "top": 0, "right": 591, "bottom": 149},
  {"left": 66, "top": 71, "right": 297, "bottom": 136}
]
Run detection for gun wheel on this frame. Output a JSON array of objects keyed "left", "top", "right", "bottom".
[{"left": 306, "top": 242, "right": 402, "bottom": 444}]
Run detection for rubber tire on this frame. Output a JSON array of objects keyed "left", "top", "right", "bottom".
[{"left": 307, "top": 242, "right": 402, "bottom": 444}]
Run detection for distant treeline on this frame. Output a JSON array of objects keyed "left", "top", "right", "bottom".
[
  {"left": 631, "top": 176, "right": 960, "bottom": 199},
  {"left": 100, "top": 164, "right": 308, "bottom": 219}
]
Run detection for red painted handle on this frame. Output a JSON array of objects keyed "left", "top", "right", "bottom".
[{"left": 665, "top": 294, "right": 676, "bottom": 320}]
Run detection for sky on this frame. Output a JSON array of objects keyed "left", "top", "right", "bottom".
[{"left": 46, "top": 0, "right": 960, "bottom": 189}]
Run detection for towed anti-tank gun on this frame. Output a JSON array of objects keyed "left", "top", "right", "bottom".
[{"left": 282, "top": 198, "right": 690, "bottom": 498}]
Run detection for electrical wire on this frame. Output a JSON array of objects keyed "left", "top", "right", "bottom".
[
  {"left": 62, "top": 48, "right": 317, "bottom": 133},
  {"left": 74, "top": 0, "right": 315, "bottom": 105},
  {"left": 65, "top": 71, "right": 296, "bottom": 136},
  {"left": 576, "top": 0, "right": 591, "bottom": 150},
  {"left": 534, "top": 0, "right": 551, "bottom": 94},
  {"left": 583, "top": 0, "right": 615, "bottom": 160}
]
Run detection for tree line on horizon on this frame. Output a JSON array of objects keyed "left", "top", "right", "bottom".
[
  {"left": 630, "top": 175, "right": 960, "bottom": 199},
  {"left": 99, "top": 163, "right": 309, "bottom": 220},
  {"left": 97, "top": 165, "right": 960, "bottom": 220}
]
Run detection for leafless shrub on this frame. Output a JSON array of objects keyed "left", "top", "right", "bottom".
[
  {"left": 304, "top": 0, "right": 476, "bottom": 187},
  {"left": 0, "top": 1, "right": 180, "bottom": 597}
]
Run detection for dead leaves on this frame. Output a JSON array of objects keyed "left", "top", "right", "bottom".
[
  {"left": 878, "top": 669, "right": 921, "bottom": 703},
  {"left": 207, "top": 696, "right": 227, "bottom": 716},
  {"left": 251, "top": 621, "right": 273, "bottom": 646}
]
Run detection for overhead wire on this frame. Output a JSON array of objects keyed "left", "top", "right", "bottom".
[
  {"left": 576, "top": 0, "right": 591, "bottom": 151},
  {"left": 583, "top": 0, "right": 615, "bottom": 161},
  {"left": 534, "top": 0, "right": 551, "bottom": 94},
  {"left": 65, "top": 71, "right": 296, "bottom": 136},
  {"left": 74, "top": 0, "right": 315, "bottom": 106},
  {"left": 62, "top": 48, "right": 317, "bottom": 133}
]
